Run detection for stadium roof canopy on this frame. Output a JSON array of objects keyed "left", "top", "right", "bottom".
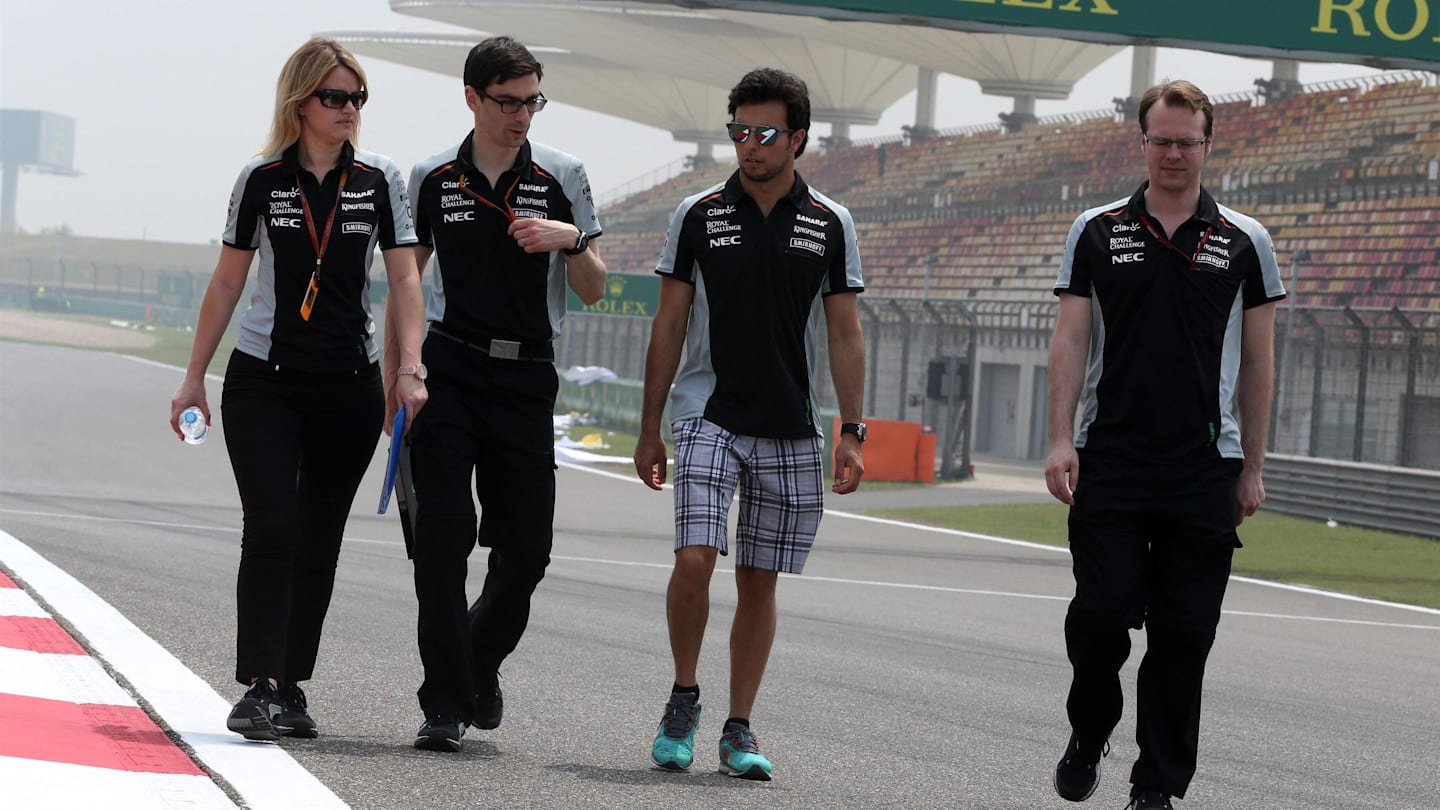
[
  {"left": 333, "top": 32, "right": 736, "bottom": 150},
  {"left": 377, "top": 0, "right": 1139, "bottom": 148},
  {"left": 388, "top": 0, "right": 918, "bottom": 134},
  {"left": 716, "top": 9, "right": 1120, "bottom": 101}
]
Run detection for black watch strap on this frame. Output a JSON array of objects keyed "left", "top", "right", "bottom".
[{"left": 563, "top": 229, "right": 589, "bottom": 256}]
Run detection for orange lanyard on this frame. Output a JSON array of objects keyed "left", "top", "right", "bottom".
[
  {"left": 456, "top": 170, "right": 521, "bottom": 224},
  {"left": 296, "top": 168, "right": 348, "bottom": 321}
]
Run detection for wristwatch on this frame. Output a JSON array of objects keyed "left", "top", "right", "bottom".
[
  {"left": 840, "top": 421, "right": 867, "bottom": 443},
  {"left": 562, "top": 229, "right": 590, "bottom": 256},
  {"left": 396, "top": 363, "right": 428, "bottom": 381}
]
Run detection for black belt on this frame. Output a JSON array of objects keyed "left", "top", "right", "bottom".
[{"left": 428, "top": 324, "right": 554, "bottom": 362}]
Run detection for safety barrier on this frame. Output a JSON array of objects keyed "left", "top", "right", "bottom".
[
  {"left": 1263, "top": 453, "right": 1440, "bottom": 540},
  {"left": 833, "top": 417, "right": 936, "bottom": 483}
]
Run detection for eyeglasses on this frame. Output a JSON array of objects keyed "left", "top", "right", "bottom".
[
  {"left": 727, "top": 122, "right": 795, "bottom": 146},
  {"left": 1143, "top": 135, "right": 1209, "bottom": 153},
  {"left": 480, "top": 91, "right": 548, "bottom": 114},
  {"left": 312, "top": 89, "right": 367, "bottom": 110}
]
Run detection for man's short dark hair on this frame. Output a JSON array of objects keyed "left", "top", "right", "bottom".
[
  {"left": 464, "top": 35, "right": 544, "bottom": 91},
  {"left": 728, "top": 68, "right": 811, "bottom": 157}
]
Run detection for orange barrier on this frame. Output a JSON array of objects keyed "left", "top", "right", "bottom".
[{"left": 833, "top": 418, "right": 935, "bottom": 483}]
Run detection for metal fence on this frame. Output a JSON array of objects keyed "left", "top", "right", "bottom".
[
  {"left": 1272, "top": 305, "right": 1440, "bottom": 469},
  {"left": 559, "top": 300, "right": 1440, "bottom": 473}
]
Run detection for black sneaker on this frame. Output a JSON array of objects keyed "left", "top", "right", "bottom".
[
  {"left": 1054, "top": 732, "right": 1109, "bottom": 802},
  {"left": 227, "top": 679, "right": 282, "bottom": 741},
  {"left": 473, "top": 670, "right": 503, "bottom": 730},
  {"left": 275, "top": 683, "right": 317, "bottom": 738},
  {"left": 414, "top": 715, "right": 466, "bottom": 752},
  {"left": 1127, "top": 788, "right": 1174, "bottom": 809}
]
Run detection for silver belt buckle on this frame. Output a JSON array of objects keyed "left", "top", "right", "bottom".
[{"left": 489, "top": 339, "right": 521, "bottom": 360}]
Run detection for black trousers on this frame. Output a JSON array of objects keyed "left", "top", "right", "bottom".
[
  {"left": 1064, "top": 451, "right": 1241, "bottom": 799},
  {"left": 220, "top": 349, "right": 382, "bottom": 685},
  {"left": 409, "top": 334, "right": 557, "bottom": 722}
]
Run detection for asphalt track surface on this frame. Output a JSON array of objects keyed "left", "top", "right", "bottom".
[{"left": 1, "top": 341, "right": 1436, "bottom": 809}]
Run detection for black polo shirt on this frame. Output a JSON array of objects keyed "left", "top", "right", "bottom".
[
  {"left": 1054, "top": 182, "right": 1286, "bottom": 464},
  {"left": 409, "top": 134, "right": 602, "bottom": 344},
  {"left": 223, "top": 141, "right": 415, "bottom": 371},
  {"left": 658, "top": 170, "right": 864, "bottom": 439}
]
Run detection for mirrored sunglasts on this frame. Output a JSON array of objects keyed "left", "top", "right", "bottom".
[
  {"left": 312, "top": 89, "right": 368, "bottom": 110},
  {"left": 480, "top": 91, "right": 548, "bottom": 114},
  {"left": 727, "top": 122, "right": 794, "bottom": 146}
]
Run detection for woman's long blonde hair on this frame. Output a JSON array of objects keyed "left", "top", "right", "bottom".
[{"left": 259, "top": 38, "right": 368, "bottom": 158}]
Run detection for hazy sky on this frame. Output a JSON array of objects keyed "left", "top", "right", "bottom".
[{"left": 1, "top": 1, "right": 1387, "bottom": 246}]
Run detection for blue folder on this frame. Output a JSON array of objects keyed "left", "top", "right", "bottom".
[
  {"left": 378, "top": 404, "right": 405, "bottom": 514},
  {"left": 377, "top": 404, "right": 419, "bottom": 558}
]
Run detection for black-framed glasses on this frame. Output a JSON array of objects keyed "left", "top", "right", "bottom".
[
  {"left": 480, "top": 90, "right": 548, "bottom": 114},
  {"left": 1143, "top": 135, "right": 1209, "bottom": 153},
  {"left": 312, "top": 89, "right": 368, "bottom": 110},
  {"left": 727, "top": 122, "right": 795, "bottom": 146}
]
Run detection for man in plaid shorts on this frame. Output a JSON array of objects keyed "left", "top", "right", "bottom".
[{"left": 633, "top": 67, "right": 867, "bottom": 781}]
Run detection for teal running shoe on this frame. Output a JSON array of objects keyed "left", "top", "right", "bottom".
[
  {"left": 718, "top": 723, "right": 773, "bottom": 781},
  {"left": 650, "top": 692, "right": 701, "bottom": 770}
]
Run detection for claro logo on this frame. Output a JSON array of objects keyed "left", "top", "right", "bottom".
[{"left": 1111, "top": 252, "right": 1144, "bottom": 264}]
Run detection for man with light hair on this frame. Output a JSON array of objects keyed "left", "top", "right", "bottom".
[{"left": 1046, "top": 79, "right": 1285, "bottom": 809}]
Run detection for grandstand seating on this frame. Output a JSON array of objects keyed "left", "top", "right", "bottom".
[{"left": 601, "top": 75, "right": 1439, "bottom": 311}]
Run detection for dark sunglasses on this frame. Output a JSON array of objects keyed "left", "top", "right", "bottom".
[
  {"left": 312, "top": 89, "right": 368, "bottom": 110},
  {"left": 726, "top": 122, "right": 794, "bottom": 146}
]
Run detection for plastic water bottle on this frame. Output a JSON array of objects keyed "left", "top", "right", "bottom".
[{"left": 179, "top": 406, "right": 208, "bottom": 445}]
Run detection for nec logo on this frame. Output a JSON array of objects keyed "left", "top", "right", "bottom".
[
  {"left": 443, "top": 211, "right": 475, "bottom": 223},
  {"left": 1111, "top": 252, "right": 1144, "bottom": 264},
  {"left": 269, "top": 216, "right": 301, "bottom": 228},
  {"left": 709, "top": 235, "right": 741, "bottom": 248}
]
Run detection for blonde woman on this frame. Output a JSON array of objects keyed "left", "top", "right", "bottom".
[{"left": 169, "top": 37, "right": 428, "bottom": 741}]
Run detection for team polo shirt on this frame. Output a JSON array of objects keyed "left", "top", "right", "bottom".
[
  {"left": 1054, "top": 182, "right": 1286, "bottom": 463},
  {"left": 409, "top": 134, "right": 602, "bottom": 343},
  {"left": 223, "top": 141, "right": 415, "bottom": 371},
  {"left": 659, "top": 170, "right": 864, "bottom": 439}
]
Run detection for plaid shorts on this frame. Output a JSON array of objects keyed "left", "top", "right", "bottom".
[{"left": 671, "top": 417, "right": 825, "bottom": 574}]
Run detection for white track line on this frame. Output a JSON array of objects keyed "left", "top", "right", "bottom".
[{"left": 4, "top": 479, "right": 1437, "bottom": 632}]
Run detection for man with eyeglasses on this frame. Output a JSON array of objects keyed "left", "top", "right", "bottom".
[
  {"left": 390, "top": 34, "right": 606, "bottom": 753},
  {"left": 1045, "top": 80, "right": 1285, "bottom": 809},
  {"left": 635, "top": 67, "right": 866, "bottom": 781}
]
